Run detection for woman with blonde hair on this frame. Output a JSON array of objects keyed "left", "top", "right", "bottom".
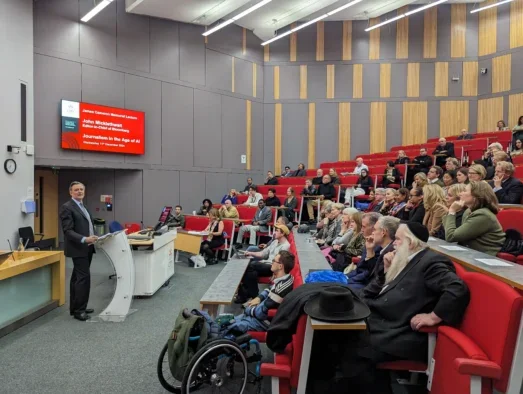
[
  {"left": 322, "top": 207, "right": 357, "bottom": 263},
  {"left": 332, "top": 211, "right": 365, "bottom": 272},
  {"left": 435, "top": 184, "right": 466, "bottom": 240},
  {"left": 199, "top": 208, "right": 224, "bottom": 265},
  {"left": 379, "top": 188, "right": 398, "bottom": 216},
  {"left": 412, "top": 172, "right": 428, "bottom": 188},
  {"left": 315, "top": 203, "right": 343, "bottom": 247},
  {"left": 422, "top": 184, "right": 448, "bottom": 236},
  {"left": 467, "top": 164, "right": 486, "bottom": 182},
  {"left": 442, "top": 181, "right": 505, "bottom": 255}
]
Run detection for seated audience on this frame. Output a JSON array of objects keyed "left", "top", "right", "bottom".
[
  {"left": 321, "top": 207, "right": 357, "bottom": 263},
  {"left": 497, "top": 120, "right": 509, "bottom": 131},
  {"left": 484, "top": 142, "right": 503, "bottom": 168},
  {"left": 442, "top": 170, "right": 457, "bottom": 194},
  {"left": 307, "top": 175, "right": 336, "bottom": 222},
  {"left": 435, "top": 183, "right": 467, "bottom": 240},
  {"left": 243, "top": 217, "right": 294, "bottom": 257},
  {"left": 457, "top": 128, "right": 473, "bottom": 140},
  {"left": 329, "top": 168, "right": 341, "bottom": 185},
  {"left": 511, "top": 139, "right": 523, "bottom": 157},
  {"left": 357, "top": 169, "right": 373, "bottom": 194},
  {"left": 394, "top": 150, "right": 409, "bottom": 165},
  {"left": 400, "top": 187, "right": 425, "bottom": 224},
  {"left": 389, "top": 188, "right": 409, "bottom": 218},
  {"left": 292, "top": 163, "right": 306, "bottom": 177},
  {"left": 353, "top": 157, "right": 369, "bottom": 175},
  {"left": 443, "top": 181, "right": 505, "bottom": 255},
  {"left": 445, "top": 157, "right": 459, "bottom": 171},
  {"left": 370, "top": 188, "right": 386, "bottom": 212},
  {"left": 382, "top": 161, "right": 400, "bottom": 188},
  {"left": 166, "top": 205, "right": 185, "bottom": 228},
  {"left": 331, "top": 211, "right": 365, "bottom": 272},
  {"left": 379, "top": 188, "right": 397, "bottom": 216},
  {"left": 433, "top": 137, "right": 455, "bottom": 167},
  {"left": 221, "top": 189, "right": 238, "bottom": 204},
  {"left": 456, "top": 167, "right": 469, "bottom": 184},
  {"left": 364, "top": 190, "right": 378, "bottom": 212},
  {"left": 281, "top": 166, "right": 293, "bottom": 177},
  {"left": 512, "top": 115, "right": 523, "bottom": 147},
  {"left": 412, "top": 172, "right": 428, "bottom": 188},
  {"left": 265, "top": 171, "right": 278, "bottom": 185},
  {"left": 219, "top": 199, "right": 239, "bottom": 222},
  {"left": 486, "top": 151, "right": 510, "bottom": 180},
  {"left": 199, "top": 208, "right": 224, "bottom": 265},
  {"left": 242, "top": 177, "right": 255, "bottom": 193},
  {"left": 235, "top": 225, "right": 291, "bottom": 303},
  {"left": 226, "top": 251, "right": 295, "bottom": 334},
  {"left": 412, "top": 148, "right": 433, "bottom": 174},
  {"left": 197, "top": 199, "right": 213, "bottom": 216},
  {"left": 491, "top": 161, "right": 523, "bottom": 204},
  {"left": 312, "top": 169, "right": 324, "bottom": 185},
  {"left": 427, "top": 166, "right": 444, "bottom": 187},
  {"left": 264, "top": 188, "right": 281, "bottom": 207},
  {"left": 301, "top": 179, "right": 316, "bottom": 196},
  {"left": 278, "top": 187, "right": 297, "bottom": 221},
  {"left": 468, "top": 164, "right": 486, "bottom": 181},
  {"left": 316, "top": 203, "right": 343, "bottom": 247},
  {"left": 422, "top": 184, "right": 448, "bottom": 236},
  {"left": 235, "top": 199, "right": 272, "bottom": 247},
  {"left": 243, "top": 186, "right": 263, "bottom": 206}
]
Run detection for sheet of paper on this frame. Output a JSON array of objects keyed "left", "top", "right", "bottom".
[
  {"left": 428, "top": 237, "right": 437, "bottom": 241},
  {"left": 439, "top": 245, "right": 468, "bottom": 251},
  {"left": 475, "top": 258, "right": 513, "bottom": 267},
  {"left": 188, "top": 231, "right": 208, "bottom": 236}
]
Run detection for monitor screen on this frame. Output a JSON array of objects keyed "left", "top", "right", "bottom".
[{"left": 61, "top": 100, "right": 145, "bottom": 155}]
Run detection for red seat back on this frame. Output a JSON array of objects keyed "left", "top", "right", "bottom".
[
  {"left": 278, "top": 177, "right": 306, "bottom": 186},
  {"left": 452, "top": 261, "right": 468, "bottom": 278},
  {"left": 124, "top": 223, "right": 141, "bottom": 234},
  {"left": 236, "top": 205, "right": 258, "bottom": 221},
  {"left": 236, "top": 194, "right": 248, "bottom": 204},
  {"left": 290, "top": 314, "right": 308, "bottom": 388},
  {"left": 258, "top": 185, "right": 298, "bottom": 195},
  {"left": 497, "top": 209, "right": 523, "bottom": 233},
  {"left": 184, "top": 215, "right": 209, "bottom": 231},
  {"left": 515, "top": 166, "right": 523, "bottom": 180},
  {"left": 221, "top": 219, "right": 235, "bottom": 239}
]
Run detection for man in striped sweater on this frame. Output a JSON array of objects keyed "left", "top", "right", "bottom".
[{"left": 226, "top": 251, "right": 295, "bottom": 334}]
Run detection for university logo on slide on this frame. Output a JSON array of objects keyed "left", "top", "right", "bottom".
[{"left": 61, "top": 100, "right": 80, "bottom": 119}]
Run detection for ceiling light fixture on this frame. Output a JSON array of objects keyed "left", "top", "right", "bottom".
[
  {"left": 405, "top": 0, "right": 448, "bottom": 15},
  {"left": 81, "top": 0, "right": 113, "bottom": 23},
  {"left": 364, "top": 14, "right": 405, "bottom": 31},
  {"left": 470, "top": 0, "right": 513, "bottom": 13},
  {"left": 261, "top": 0, "right": 363, "bottom": 46},
  {"left": 203, "top": 0, "right": 273, "bottom": 37}
]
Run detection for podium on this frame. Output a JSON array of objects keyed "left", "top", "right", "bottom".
[{"left": 94, "top": 231, "right": 135, "bottom": 322}]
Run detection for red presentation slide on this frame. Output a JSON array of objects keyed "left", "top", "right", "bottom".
[{"left": 61, "top": 100, "right": 145, "bottom": 155}]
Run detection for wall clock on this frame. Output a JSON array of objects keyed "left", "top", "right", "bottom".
[{"left": 4, "top": 159, "right": 16, "bottom": 174}]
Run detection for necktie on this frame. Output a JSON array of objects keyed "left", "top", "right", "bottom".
[{"left": 79, "top": 202, "right": 95, "bottom": 236}]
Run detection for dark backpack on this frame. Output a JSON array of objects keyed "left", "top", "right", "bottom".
[{"left": 500, "top": 229, "right": 523, "bottom": 256}]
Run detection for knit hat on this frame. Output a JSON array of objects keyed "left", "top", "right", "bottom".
[
  {"left": 403, "top": 222, "right": 429, "bottom": 243},
  {"left": 274, "top": 223, "right": 290, "bottom": 236}
]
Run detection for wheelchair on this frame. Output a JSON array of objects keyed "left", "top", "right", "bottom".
[{"left": 157, "top": 333, "right": 264, "bottom": 394}]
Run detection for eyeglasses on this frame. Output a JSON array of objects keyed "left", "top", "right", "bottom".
[{"left": 468, "top": 171, "right": 478, "bottom": 175}]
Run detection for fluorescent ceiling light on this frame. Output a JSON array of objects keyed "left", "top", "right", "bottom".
[
  {"left": 203, "top": 0, "right": 272, "bottom": 36},
  {"left": 291, "top": 15, "right": 328, "bottom": 32},
  {"left": 365, "top": 14, "right": 405, "bottom": 31},
  {"left": 261, "top": 30, "right": 293, "bottom": 46},
  {"left": 81, "top": 0, "right": 113, "bottom": 22},
  {"left": 405, "top": 0, "right": 448, "bottom": 16},
  {"left": 327, "top": 0, "right": 364, "bottom": 16},
  {"left": 470, "top": 0, "right": 513, "bottom": 13}
]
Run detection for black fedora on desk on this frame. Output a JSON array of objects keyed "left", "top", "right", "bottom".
[{"left": 304, "top": 286, "right": 370, "bottom": 323}]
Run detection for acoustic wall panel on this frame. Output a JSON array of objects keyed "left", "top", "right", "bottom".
[
  {"left": 274, "top": 104, "right": 282, "bottom": 174},
  {"left": 409, "top": 8, "right": 424, "bottom": 60},
  {"left": 335, "top": 65, "right": 353, "bottom": 99},
  {"left": 380, "top": 64, "right": 391, "bottom": 98},
  {"left": 396, "top": 7, "right": 409, "bottom": 59},
  {"left": 428, "top": 101, "right": 441, "bottom": 140},
  {"left": 451, "top": 4, "right": 466, "bottom": 58},
  {"left": 509, "top": 93, "right": 523, "bottom": 129},
  {"left": 448, "top": 61, "right": 463, "bottom": 97},
  {"left": 466, "top": 5, "right": 479, "bottom": 57},
  {"left": 316, "top": 21, "right": 324, "bottom": 61},
  {"left": 300, "top": 65, "right": 307, "bottom": 100},
  {"left": 326, "top": 65, "right": 335, "bottom": 99},
  {"left": 511, "top": 0, "right": 523, "bottom": 48},
  {"left": 497, "top": 5, "right": 511, "bottom": 52},
  {"left": 512, "top": 50, "right": 523, "bottom": 90},
  {"left": 462, "top": 61, "right": 478, "bottom": 97},
  {"left": 342, "top": 21, "right": 352, "bottom": 60},
  {"left": 264, "top": 104, "right": 275, "bottom": 172},
  {"left": 492, "top": 54, "right": 511, "bottom": 93},
  {"left": 424, "top": 7, "right": 437, "bottom": 58},
  {"left": 478, "top": 58, "right": 492, "bottom": 95},
  {"left": 469, "top": 100, "right": 478, "bottom": 134},
  {"left": 116, "top": 0, "right": 150, "bottom": 72},
  {"left": 353, "top": 64, "right": 363, "bottom": 99},
  {"left": 350, "top": 103, "right": 370, "bottom": 158},
  {"left": 308, "top": 103, "right": 316, "bottom": 168},
  {"left": 369, "top": 18, "right": 381, "bottom": 60},
  {"left": 419, "top": 62, "right": 436, "bottom": 98},
  {"left": 407, "top": 63, "right": 420, "bottom": 98},
  {"left": 477, "top": 97, "right": 503, "bottom": 132},
  {"left": 206, "top": 50, "right": 232, "bottom": 92},
  {"left": 222, "top": 96, "right": 247, "bottom": 170},
  {"left": 324, "top": 21, "right": 343, "bottom": 60},
  {"left": 180, "top": 171, "right": 205, "bottom": 213},
  {"left": 150, "top": 19, "right": 179, "bottom": 80},
  {"left": 315, "top": 103, "right": 339, "bottom": 167},
  {"left": 479, "top": 0, "right": 497, "bottom": 56},
  {"left": 363, "top": 63, "right": 380, "bottom": 98},
  {"left": 308, "top": 66, "right": 327, "bottom": 100},
  {"left": 179, "top": 23, "right": 206, "bottom": 85},
  {"left": 207, "top": 24, "right": 243, "bottom": 59},
  {"left": 379, "top": 12, "right": 396, "bottom": 60},
  {"left": 269, "top": 35, "right": 290, "bottom": 62},
  {"left": 352, "top": 21, "right": 370, "bottom": 60},
  {"left": 264, "top": 66, "right": 274, "bottom": 100},
  {"left": 402, "top": 102, "right": 428, "bottom": 145},
  {"left": 279, "top": 66, "right": 300, "bottom": 100},
  {"left": 297, "top": 24, "right": 316, "bottom": 62},
  {"left": 234, "top": 57, "right": 254, "bottom": 97},
  {"left": 34, "top": 0, "right": 79, "bottom": 55},
  {"left": 440, "top": 101, "right": 469, "bottom": 137},
  {"left": 193, "top": 90, "right": 222, "bottom": 168},
  {"left": 338, "top": 103, "right": 351, "bottom": 161},
  {"left": 79, "top": 0, "right": 116, "bottom": 65},
  {"left": 437, "top": 5, "right": 451, "bottom": 59},
  {"left": 290, "top": 26, "right": 297, "bottom": 62},
  {"left": 370, "top": 102, "right": 387, "bottom": 154},
  {"left": 274, "top": 66, "right": 280, "bottom": 99},
  {"left": 144, "top": 170, "right": 180, "bottom": 224},
  {"left": 435, "top": 62, "right": 449, "bottom": 97},
  {"left": 251, "top": 101, "right": 264, "bottom": 171},
  {"left": 282, "top": 104, "right": 308, "bottom": 168},
  {"left": 391, "top": 63, "right": 407, "bottom": 98},
  {"left": 386, "top": 102, "right": 403, "bottom": 151},
  {"left": 205, "top": 172, "right": 229, "bottom": 204}
]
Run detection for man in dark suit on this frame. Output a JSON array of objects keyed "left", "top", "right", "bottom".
[
  {"left": 411, "top": 148, "right": 433, "bottom": 179},
  {"left": 491, "top": 161, "right": 523, "bottom": 204},
  {"left": 457, "top": 128, "right": 473, "bottom": 140},
  {"left": 400, "top": 187, "right": 425, "bottom": 223},
  {"left": 59, "top": 181, "right": 98, "bottom": 321},
  {"left": 432, "top": 137, "right": 455, "bottom": 167}
]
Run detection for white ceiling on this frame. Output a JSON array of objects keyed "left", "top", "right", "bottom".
[{"left": 126, "top": 0, "right": 484, "bottom": 41}]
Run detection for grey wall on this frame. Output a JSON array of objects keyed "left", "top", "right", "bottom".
[{"left": 0, "top": 0, "right": 34, "bottom": 248}]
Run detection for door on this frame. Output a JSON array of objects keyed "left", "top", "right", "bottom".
[{"left": 34, "top": 169, "right": 59, "bottom": 247}]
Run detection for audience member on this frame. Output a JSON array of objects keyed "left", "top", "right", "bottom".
[
  {"left": 400, "top": 187, "right": 425, "bottom": 224},
  {"left": 427, "top": 166, "right": 444, "bottom": 187},
  {"left": 457, "top": 128, "right": 473, "bottom": 140},
  {"left": 293, "top": 163, "right": 306, "bottom": 177},
  {"left": 443, "top": 181, "right": 505, "bottom": 255},
  {"left": 166, "top": 205, "right": 185, "bottom": 228},
  {"left": 316, "top": 203, "right": 343, "bottom": 247},
  {"left": 497, "top": 120, "right": 509, "bottom": 131},
  {"left": 242, "top": 177, "right": 255, "bottom": 193},
  {"left": 243, "top": 186, "right": 263, "bottom": 206},
  {"left": 413, "top": 172, "right": 428, "bottom": 188},
  {"left": 235, "top": 199, "right": 272, "bottom": 247},
  {"left": 389, "top": 188, "right": 409, "bottom": 218},
  {"left": 221, "top": 189, "right": 238, "bottom": 205},
  {"left": 442, "top": 170, "right": 457, "bottom": 191},
  {"left": 512, "top": 115, "right": 523, "bottom": 147},
  {"left": 243, "top": 217, "right": 294, "bottom": 258},
  {"left": 456, "top": 167, "right": 469, "bottom": 184},
  {"left": 322, "top": 208, "right": 357, "bottom": 263},
  {"left": 491, "top": 161, "right": 523, "bottom": 204},
  {"left": 382, "top": 161, "right": 400, "bottom": 188},
  {"left": 445, "top": 157, "right": 459, "bottom": 171},
  {"left": 281, "top": 166, "right": 292, "bottom": 177},
  {"left": 264, "top": 188, "right": 281, "bottom": 207},
  {"left": 265, "top": 171, "right": 278, "bottom": 185},
  {"left": 199, "top": 208, "right": 224, "bottom": 265},
  {"left": 433, "top": 137, "right": 455, "bottom": 167},
  {"left": 394, "top": 150, "right": 409, "bottom": 165},
  {"left": 422, "top": 184, "right": 448, "bottom": 236},
  {"left": 197, "top": 199, "right": 213, "bottom": 216},
  {"left": 219, "top": 199, "right": 239, "bottom": 222},
  {"left": 412, "top": 148, "right": 433, "bottom": 174},
  {"left": 369, "top": 188, "right": 385, "bottom": 212},
  {"left": 511, "top": 139, "right": 523, "bottom": 157},
  {"left": 353, "top": 158, "right": 369, "bottom": 175},
  {"left": 435, "top": 183, "right": 467, "bottom": 240},
  {"left": 278, "top": 187, "right": 297, "bottom": 221},
  {"left": 379, "top": 188, "right": 397, "bottom": 216},
  {"left": 357, "top": 169, "right": 373, "bottom": 194},
  {"left": 307, "top": 175, "right": 336, "bottom": 222},
  {"left": 364, "top": 191, "right": 378, "bottom": 212},
  {"left": 484, "top": 142, "right": 503, "bottom": 168},
  {"left": 312, "top": 169, "right": 324, "bottom": 185},
  {"left": 486, "top": 151, "right": 510, "bottom": 180},
  {"left": 468, "top": 164, "right": 486, "bottom": 181},
  {"left": 301, "top": 179, "right": 316, "bottom": 196},
  {"left": 332, "top": 211, "right": 365, "bottom": 272},
  {"left": 329, "top": 168, "right": 341, "bottom": 185}
]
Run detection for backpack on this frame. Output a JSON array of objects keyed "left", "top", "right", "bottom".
[
  {"left": 167, "top": 310, "right": 209, "bottom": 381},
  {"left": 500, "top": 229, "right": 523, "bottom": 256}
]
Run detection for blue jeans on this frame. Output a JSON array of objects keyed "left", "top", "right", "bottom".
[
  {"left": 226, "top": 314, "right": 268, "bottom": 335},
  {"left": 246, "top": 246, "right": 262, "bottom": 261}
]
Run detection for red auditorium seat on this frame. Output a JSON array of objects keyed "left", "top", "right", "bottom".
[
  {"left": 236, "top": 194, "right": 248, "bottom": 204},
  {"left": 124, "top": 223, "right": 141, "bottom": 234},
  {"left": 496, "top": 209, "right": 523, "bottom": 262},
  {"left": 452, "top": 261, "right": 468, "bottom": 278},
  {"left": 184, "top": 215, "right": 209, "bottom": 231},
  {"left": 515, "top": 166, "right": 523, "bottom": 180},
  {"left": 212, "top": 219, "right": 235, "bottom": 260}
]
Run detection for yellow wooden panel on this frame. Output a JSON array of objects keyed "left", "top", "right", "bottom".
[
  {"left": 407, "top": 63, "right": 420, "bottom": 98},
  {"left": 338, "top": 103, "right": 351, "bottom": 161},
  {"left": 511, "top": 0, "right": 523, "bottom": 48},
  {"left": 353, "top": 64, "right": 363, "bottom": 99},
  {"left": 509, "top": 93, "right": 523, "bottom": 128},
  {"left": 479, "top": 0, "right": 497, "bottom": 56},
  {"left": 242, "top": 28, "right": 247, "bottom": 55},
  {"left": 435, "top": 62, "right": 449, "bottom": 97},
  {"left": 264, "top": 45, "right": 270, "bottom": 62},
  {"left": 440, "top": 101, "right": 469, "bottom": 138},
  {"left": 252, "top": 63, "right": 257, "bottom": 97},
  {"left": 300, "top": 65, "right": 307, "bottom": 99},
  {"left": 451, "top": 4, "right": 466, "bottom": 58},
  {"left": 342, "top": 21, "right": 352, "bottom": 61},
  {"left": 396, "top": 7, "right": 409, "bottom": 59},
  {"left": 246, "top": 100, "right": 252, "bottom": 170},
  {"left": 316, "top": 21, "right": 325, "bottom": 61},
  {"left": 290, "top": 23, "right": 297, "bottom": 62},
  {"left": 370, "top": 102, "right": 387, "bottom": 154},
  {"left": 308, "top": 103, "right": 316, "bottom": 169},
  {"left": 369, "top": 18, "right": 380, "bottom": 60},
  {"left": 274, "top": 104, "right": 282, "bottom": 174},
  {"left": 380, "top": 63, "right": 391, "bottom": 98},
  {"left": 424, "top": 7, "right": 437, "bottom": 58},
  {"left": 326, "top": 65, "right": 335, "bottom": 99},
  {"left": 492, "top": 54, "right": 511, "bottom": 93},
  {"left": 477, "top": 97, "right": 504, "bottom": 132},
  {"left": 402, "top": 102, "right": 428, "bottom": 145},
  {"left": 274, "top": 66, "right": 280, "bottom": 100},
  {"left": 231, "top": 57, "right": 235, "bottom": 93},
  {"left": 462, "top": 61, "right": 478, "bottom": 96}
]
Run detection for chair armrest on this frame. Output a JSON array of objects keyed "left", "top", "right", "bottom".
[
  {"left": 419, "top": 326, "right": 439, "bottom": 334},
  {"left": 454, "top": 359, "right": 502, "bottom": 380}
]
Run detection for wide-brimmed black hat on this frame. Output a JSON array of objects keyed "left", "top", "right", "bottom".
[{"left": 304, "top": 286, "right": 370, "bottom": 323}]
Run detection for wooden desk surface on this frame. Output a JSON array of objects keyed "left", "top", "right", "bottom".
[
  {"left": 293, "top": 232, "right": 332, "bottom": 278},
  {"left": 311, "top": 318, "right": 367, "bottom": 330},
  {"left": 200, "top": 259, "right": 249, "bottom": 305}
]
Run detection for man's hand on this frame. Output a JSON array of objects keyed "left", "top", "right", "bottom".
[
  {"left": 449, "top": 200, "right": 465, "bottom": 214},
  {"left": 85, "top": 236, "right": 98, "bottom": 244},
  {"left": 248, "top": 297, "right": 261, "bottom": 307},
  {"left": 410, "top": 312, "right": 442, "bottom": 331},
  {"left": 220, "top": 205, "right": 226, "bottom": 210},
  {"left": 405, "top": 201, "right": 414, "bottom": 210},
  {"left": 493, "top": 175, "right": 502, "bottom": 189},
  {"left": 365, "top": 236, "right": 375, "bottom": 251},
  {"left": 258, "top": 243, "right": 266, "bottom": 249},
  {"left": 332, "top": 244, "right": 341, "bottom": 251},
  {"left": 383, "top": 250, "right": 396, "bottom": 272}
]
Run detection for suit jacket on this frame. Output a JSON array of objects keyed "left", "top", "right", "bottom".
[
  {"left": 457, "top": 134, "right": 473, "bottom": 140},
  {"left": 423, "top": 202, "right": 448, "bottom": 236},
  {"left": 492, "top": 177, "right": 523, "bottom": 204},
  {"left": 356, "top": 242, "right": 394, "bottom": 293},
  {"left": 253, "top": 207, "right": 273, "bottom": 231},
  {"left": 265, "top": 177, "right": 278, "bottom": 185},
  {"left": 400, "top": 202, "right": 426, "bottom": 224},
  {"left": 394, "top": 157, "right": 410, "bottom": 165},
  {"left": 433, "top": 143, "right": 455, "bottom": 166},
  {"left": 292, "top": 169, "right": 306, "bottom": 177},
  {"left": 412, "top": 155, "right": 433, "bottom": 173},
  {"left": 59, "top": 199, "right": 95, "bottom": 258},
  {"left": 362, "top": 249, "right": 470, "bottom": 361}
]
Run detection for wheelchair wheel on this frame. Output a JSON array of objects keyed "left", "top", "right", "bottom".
[
  {"left": 182, "top": 339, "right": 248, "bottom": 394},
  {"left": 157, "top": 343, "right": 182, "bottom": 393}
]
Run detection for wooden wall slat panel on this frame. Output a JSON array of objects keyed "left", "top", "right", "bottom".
[
  {"left": 403, "top": 102, "right": 428, "bottom": 145},
  {"left": 380, "top": 63, "right": 391, "bottom": 98},
  {"left": 440, "top": 101, "right": 469, "bottom": 137},
  {"left": 479, "top": 0, "right": 497, "bottom": 56},
  {"left": 477, "top": 97, "right": 504, "bottom": 132},
  {"left": 274, "top": 66, "right": 280, "bottom": 100},
  {"left": 435, "top": 62, "right": 449, "bottom": 97},
  {"left": 353, "top": 64, "right": 363, "bottom": 99},
  {"left": 424, "top": 7, "right": 438, "bottom": 58},
  {"left": 252, "top": 63, "right": 257, "bottom": 97},
  {"left": 326, "top": 65, "right": 335, "bottom": 99},
  {"left": 290, "top": 23, "right": 297, "bottom": 61},
  {"left": 300, "top": 65, "right": 307, "bottom": 99},
  {"left": 509, "top": 93, "right": 523, "bottom": 129},
  {"left": 246, "top": 100, "right": 252, "bottom": 170},
  {"left": 451, "top": 4, "right": 467, "bottom": 58},
  {"left": 396, "top": 7, "right": 409, "bottom": 59},
  {"left": 370, "top": 102, "right": 387, "bottom": 154},
  {"left": 338, "top": 103, "right": 351, "bottom": 161},
  {"left": 407, "top": 63, "right": 420, "bottom": 98},
  {"left": 274, "top": 104, "right": 282, "bottom": 174},
  {"left": 308, "top": 103, "right": 316, "bottom": 169},
  {"left": 492, "top": 54, "right": 511, "bottom": 93},
  {"left": 343, "top": 21, "right": 352, "bottom": 61},
  {"left": 316, "top": 21, "right": 325, "bottom": 61},
  {"left": 264, "top": 45, "right": 270, "bottom": 62},
  {"left": 511, "top": 0, "right": 523, "bottom": 48},
  {"left": 462, "top": 61, "right": 478, "bottom": 96},
  {"left": 242, "top": 28, "right": 247, "bottom": 55},
  {"left": 369, "top": 18, "right": 380, "bottom": 60}
]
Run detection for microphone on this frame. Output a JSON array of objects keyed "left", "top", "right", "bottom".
[
  {"left": 7, "top": 239, "right": 15, "bottom": 260},
  {"left": 140, "top": 221, "right": 144, "bottom": 230}
]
